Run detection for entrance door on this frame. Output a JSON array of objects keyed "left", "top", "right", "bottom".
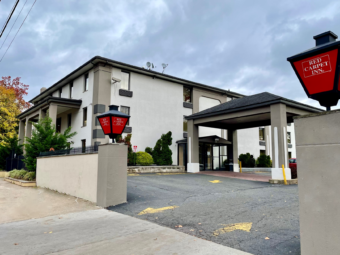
[
  {"left": 205, "top": 144, "right": 213, "bottom": 170},
  {"left": 213, "top": 145, "right": 219, "bottom": 170}
]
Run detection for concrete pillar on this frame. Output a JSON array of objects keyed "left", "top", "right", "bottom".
[
  {"left": 270, "top": 103, "right": 291, "bottom": 180},
  {"left": 227, "top": 129, "right": 239, "bottom": 172},
  {"left": 264, "top": 126, "right": 271, "bottom": 157},
  {"left": 187, "top": 119, "right": 199, "bottom": 173},
  {"left": 92, "top": 64, "right": 111, "bottom": 146},
  {"left": 24, "top": 118, "right": 32, "bottom": 141},
  {"left": 18, "top": 120, "right": 25, "bottom": 145},
  {"left": 39, "top": 108, "right": 46, "bottom": 120},
  {"left": 48, "top": 104, "right": 58, "bottom": 126},
  {"left": 97, "top": 143, "right": 127, "bottom": 207}
]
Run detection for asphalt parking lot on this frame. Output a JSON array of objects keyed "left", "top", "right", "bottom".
[{"left": 108, "top": 173, "right": 300, "bottom": 255}]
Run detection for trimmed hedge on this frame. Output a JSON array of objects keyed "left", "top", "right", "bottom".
[
  {"left": 256, "top": 155, "right": 272, "bottom": 167},
  {"left": 136, "top": 151, "right": 154, "bottom": 166},
  {"left": 9, "top": 169, "right": 36, "bottom": 181}
]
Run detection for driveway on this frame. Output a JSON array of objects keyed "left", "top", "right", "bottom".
[{"left": 109, "top": 173, "right": 300, "bottom": 255}]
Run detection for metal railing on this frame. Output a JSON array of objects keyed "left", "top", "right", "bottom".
[{"left": 39, "top": 145, "right": 99, "bottom": 157}]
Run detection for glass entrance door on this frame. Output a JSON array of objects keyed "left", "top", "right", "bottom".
[
  {"left": 205, "top": 144, "right": 212, "bottom": 170},
  {"left": 213, "top": 145, "right": 219, "bottom": 170}
]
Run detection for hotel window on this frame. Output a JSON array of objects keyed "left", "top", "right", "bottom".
[
  {"left": 259, "top": 128, "right": 265, "bottom": 141},
  {"left": 81, "top": 139, "right": 86, "bottom": 153},
  {"left": 83, "top": 107, "right": 87, "bottom": 126},
  {"left": 70, "top": 82, "right": 73, "bottom": 98},
  {"left": 84, "top": 73, "right": 89, "bottom": 91},
  {"left": 121, "top": 71, "right": 130, "bottom": 90},
  {"left": 260, "top": 150, "right": 266, "bottom": 156},
  {"left": 120, "top": 106, "right": 130, "bottom": 125},
  {"left": 183, "top": 87, "right": 192, "bottom": 102},
  {"left": 67, "top": 114, "right": 72, "bottom": 128},
  {"left": 287, "top": 132, "right": 291, "bottom": 144},
  {"left": 59, "top": 88, "right": 62, "bottom": 98},
  {"left": 183, "top": 116, "right": 188, "bottom": 132}
]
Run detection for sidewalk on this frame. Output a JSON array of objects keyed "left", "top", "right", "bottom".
[{"left": 197, "top": 171, "right": 271, "bottom": 182}]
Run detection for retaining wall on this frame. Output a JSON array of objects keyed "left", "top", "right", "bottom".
[{"left": 128, "top": 165, "right": 185, "bottom": 174}]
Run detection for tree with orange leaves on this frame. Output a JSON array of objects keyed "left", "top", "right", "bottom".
[{"left": 0, "top": 76, "right": 31, "bottom": 111}]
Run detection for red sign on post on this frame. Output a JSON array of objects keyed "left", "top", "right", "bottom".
[{"left": 133, "top": 146, "right": 137, "bottom": 152}]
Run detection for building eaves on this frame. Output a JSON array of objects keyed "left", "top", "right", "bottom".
[{"left": 29, "top": 56, "right": 244, "bottom": 103}]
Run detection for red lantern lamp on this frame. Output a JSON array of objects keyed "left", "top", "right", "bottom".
[
  {"left": 97, "top": 105, "right": 130, "bottom": 142},
  {"left": 287, "top": 31, "right": 340, "bottom": 110}
]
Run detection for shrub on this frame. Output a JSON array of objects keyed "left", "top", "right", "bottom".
[
  {"left": 256, "top": 155, "right": 272, "bottom": 167},
  {"left": 117, "top": 134, "right": 135, "bottom": 166},
  {"left": 136, "top": 151, "right": 154, "bottom": 166},
  {"left": 145, "top": 147, "right": 153, "bottom": 156},
  {"left": 152, "top": 131, "right": 173, "bottom": 165},
  {"left": 9, "top": 169, "right": 27, "bottom": 179},
  {"left": 23, "top": 172, "right": 36, "bottom": 181},
  {"left": 238, "top": 153, "right": 255, "bottom": 168}
]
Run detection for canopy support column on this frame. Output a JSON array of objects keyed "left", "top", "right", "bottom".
[{"left": 187, "top": 120, "right": 199, "bottom": 173}]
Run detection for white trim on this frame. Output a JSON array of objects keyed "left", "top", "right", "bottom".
[
  {"left": 188, "top": 137, "right": 191, "bottom": 164},
  {"left": 283, "top": 127, "right": 288, "bottom": 168},
  {"left": 187, "top": 163, "right": 199, "bottom": 173},
  {"left": 274, "top": 127, "right": 279, "bottom": 168}
]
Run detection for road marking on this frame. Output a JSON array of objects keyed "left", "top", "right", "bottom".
[
  {"left": 213, "top": 222, "right": 252, "bottom": 236},
  {"left": 209, "top": 180, "right": 221, "bottom": 183},
  {"left": 128, "top": 174, "right": 140, "bottom": 176},
  {"left": 138, "top": 206, "right": 179, "bottom": 215}
]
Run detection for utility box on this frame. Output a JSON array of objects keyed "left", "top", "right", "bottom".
[{"left": 295, "top": 110, "right": 340, "bottom": 255}]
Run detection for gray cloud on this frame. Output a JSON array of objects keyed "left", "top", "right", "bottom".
[{"left": 1, "top": 0, "right": 340, "bottom": 109}]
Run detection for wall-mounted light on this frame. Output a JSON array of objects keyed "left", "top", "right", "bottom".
[{"left": 111, "top": 77, "right": 121, "bottom": 84}]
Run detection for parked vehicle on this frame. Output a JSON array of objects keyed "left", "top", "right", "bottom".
[{"left": 289, "top": 158, "right": 297, "bottom": 179}]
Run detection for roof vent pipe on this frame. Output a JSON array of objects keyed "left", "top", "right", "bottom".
[
  {"left": 313, "top": 31, "right": 338, "bottom": 46},
  {"left": 40, "top": 87, "right": 47, "bottom": 93}
]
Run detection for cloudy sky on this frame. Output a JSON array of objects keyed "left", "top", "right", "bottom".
[{"left": 1, "top": 0, "right": 340, "bottom": 109}]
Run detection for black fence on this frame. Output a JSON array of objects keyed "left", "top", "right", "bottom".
[
  {"left": 39, "top": 145, "right": 99, "bottom": 157},
  {"left": 6, "top": 156, "right": 26, "bottom": 171}
]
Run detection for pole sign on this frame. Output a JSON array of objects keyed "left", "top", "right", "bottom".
[
  {"left": 97, "top": 105, "right": 130, "bottom": 141},
  {"left": 133, "top": 145, "right": 137, "bottom": 152},
  {"left": 287, "top": 31, "right": 340, "bottom": 110}
]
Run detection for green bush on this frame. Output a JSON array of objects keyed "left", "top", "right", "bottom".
[
  {"left": 255, "top": 155, "right": 272, "bottom": 167},
  {"left": 238, "top": 153, "right": 255, "bottom": 168},
  {"left": 136, "top": 151, "right": 154, "bottom": 166},
  {"left": 152, "top": 131, "right": 173, "bottom": 165},
  {"left": 9, "top": 169, "right": 27, "bottom": 179},
  {"left": 145, "top": 147, "right": 153, "bottom": 156},
  {"left": 23, "top": 172, "right": 36, "bottom": 181}
]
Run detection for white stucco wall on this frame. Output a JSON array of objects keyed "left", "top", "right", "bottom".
[
  {"left": 237, "top": 128, "right": 261, "bottom": 159},
  {"left": 36, "top": 154, "right": 98, "bottom": 203},
  {"left": 56, "top": 70, "right": 94, "bottom": 148},
  {"left": 110, "top": 68, "right": 192, "bottom": 164},
  {"left": 198, "top": 97, "right": 221, "bottom": 137}
]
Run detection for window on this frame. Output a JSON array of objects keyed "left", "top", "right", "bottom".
[
  {"left": 81, "top": 139, "right": 86, "bottom": 153},
  {"left": 83, "top": 107, "right": 87, "bottom": 126},
  {"left": 67, "top": 114, "right": 72, "bottom": 128},
  {"left": 260, "top": 150, "right": 266, "bottom": 155},
  {"left": 183, "top": 116, "right": 187, "bottom": 132},
  {"left": 84, "top": 73, "right": 89, "bottom": 91},
  {"left": 121, "top": 71, "right": 130, "bottom": 90},
  {"left": 70, "top": 82, "right": 73, "bottom": 98},
  {"left": 56, "top": 118, "right": 61, "bottom": 133},
  {"left": 287, "top": 132, "right": 291, "bottom": 144},
  {"left": 288, "top": 152, "right": 292, "bottom": 159},
  {"left": 120, "top": 106, "right": 130, "bottom": 125},
  {"left": 59, "top": 88, "right": 62, "bottom": 98},
  {"left": 259, "top": 128, "right": 265, "bottom": 141},
  {"left": 183, "top": 87, "right": 192, "bottom": 102}
]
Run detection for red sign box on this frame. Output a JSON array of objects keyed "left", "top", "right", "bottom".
[
  {"left": 111, "top": 117, "right": 128, "bottom": 134},
  {"left": 293, "top": 49, "right": 338, "bottom": 95},
  {"left": 98, "top": 116, "right": 111, "bottom": 134}
]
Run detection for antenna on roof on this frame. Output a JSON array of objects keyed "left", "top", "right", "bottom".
[
  {"left": 162, "top": 63, "right": 168, "bottom": 73},
  {"left": 146, "top": 62, "right": 156, "bottom": 70}
]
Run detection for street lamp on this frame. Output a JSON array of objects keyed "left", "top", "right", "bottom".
[
  {"left": 287, "top": 31, "right": 340, "bottom": 110},
  {"left": 97, "top": 105, "right": 130, "bottom": 142}
]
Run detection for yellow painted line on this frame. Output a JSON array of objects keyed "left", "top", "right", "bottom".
[
  {"left": 128, "top": 174, "right": 140, "bottom": 176},
  {"left": 209, "top": 180, "right": 222, "bottom": 183},
  {"left": 138, "top": 206, "right": 179, "bottom": 215},
  {"left": 156, "top": 173, "right": 186, "bottom": 175},
  {"left": 213, "top": 222, "right": 252, "bottom": 236}
]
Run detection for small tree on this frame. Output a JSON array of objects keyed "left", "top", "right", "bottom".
[
  {"left": 152, "top": 131, "right": 173, "bottom": 165},
  {"left": 0, "top": 135, "right": 23, "bottom": 170},
  {"left": 23, "top": 116, "right": 76, "bottom": 171}
]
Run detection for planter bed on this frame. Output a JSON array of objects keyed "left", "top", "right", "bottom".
[
  {"left": 128, "top": 165, "right": 185, "bottom": 174},
  {"left": 4, "top": 177, "right": 36, "bottom": 187}
]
